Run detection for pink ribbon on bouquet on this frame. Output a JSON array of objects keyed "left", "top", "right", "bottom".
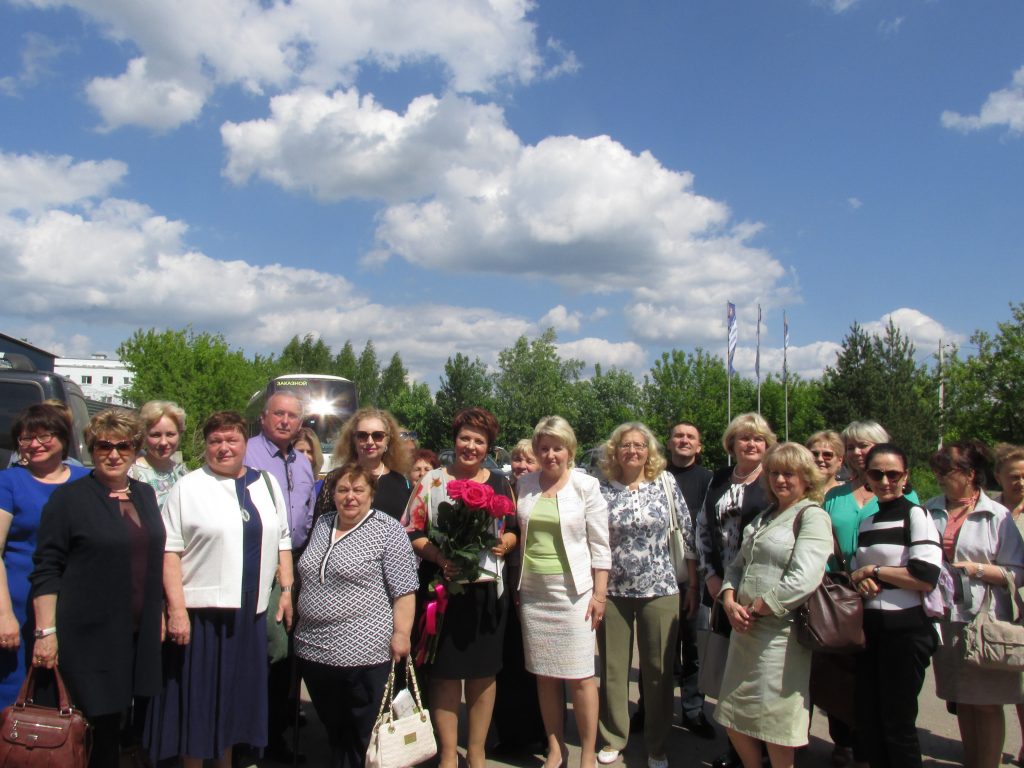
[{"left": 414, "top": 583, "right": 449, "bottom": 666}]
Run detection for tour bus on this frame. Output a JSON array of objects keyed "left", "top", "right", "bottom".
[{"left": 246, "top": 374, "right": 358, "bottom": 474}]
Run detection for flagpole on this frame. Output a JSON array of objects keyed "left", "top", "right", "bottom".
[
  {"left": 727, "top": 302, "right": 737, "bottom": 465},
  {"left": 783, "top": 311, "right": 790, "bottom": 442},
  {"left": 756, "top": 304, "right": 762, "bottom": 414}
]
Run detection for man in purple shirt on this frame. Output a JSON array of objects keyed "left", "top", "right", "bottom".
[
  {"left": 245, "top": 390, "right": 316, "bottom": 763},
  {"left": 246, "top": 391, "right": 316, "bottom": 550}
]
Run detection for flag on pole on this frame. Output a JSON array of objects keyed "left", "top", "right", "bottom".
[
  {"left": 755, "top": 304, "right": 761, "bottom": 382},
  {"left": 783, "top": 311, "right": 789, "bottom": 381},
  {"left": 727, "top": 302, "right": 737, "bottom": 376}
]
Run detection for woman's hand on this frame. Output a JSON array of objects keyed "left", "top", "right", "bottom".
[
  {"left": 585, "top": 593, "right": 606, "bottom": 631},
  {"left": 276, "top": 591, "right": 293, "bottom": 632},
  {"left": 391, "top": 631, "right": 412, "bottom": 661},
  {"left": 852, "top": 566, "right": 881, "bottom": 598},
  {"left": 167, "top": 608, "right": 191, "bottom": 645},
  {"left": 723, "top": 592, "right": 756, "bottom": 633},
  {"left": 438, "top": 558, "right": 460, "bottom": 581},
  {"left": 32, "top": 635, "right": 57, "bottom": 668},
  {"left": 0, "top": 612, "right": 20, "bottom": 650},
  {"left": 491, "top": 532, "right": 515, "bottom": 558},
  {"left": 749, "top": 596, "right": 771, "bottom": 618}
]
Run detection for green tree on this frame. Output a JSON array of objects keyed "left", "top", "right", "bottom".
[
  {"left": 643, "top": 348, "right": 733, "bottom": 466},
  {"left": 277, "top": 334, "right": 334, "bottom": 374},
  {"left": 118, "top": 327, "right": 271, "bottom": 464},
  {"left": 943, "top": 302, "right": 1024, "bottom": 445},
  {"left": 819, "top": 322, "right": 885, "bottom": 430},
  {"left": 333, "top": 341, "right": 358, "bottom": 380},
  {"left": 388, "top": 381, "right": 435, "bottom": 443},
  {"left": 571, "top": 365, "right": 644, "bottom": 451},
  {"left": 431, "top": 353, "right": 494, "bottom": 450},
  {"left": 355, "top": 340, "right": 380, "bottom": 405},
  {"left": 377, "top": 353, "right": 408, "bottom": 411},
  {"left": 492, "top": 329, "right": 583, "bottom": 446}
]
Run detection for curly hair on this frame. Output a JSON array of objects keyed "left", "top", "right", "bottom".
[
  {"left": 333, "top": 408, "right": 410, "bottom": 476},
  {"left": 722, "top": 412, "right": 777, "bottom": 456},
  {"left": 599, "top": 421, "right": 667, "bottom": 482},
  {"left": 85, "top": 410, "right": 143, "bottom": 453},
  {"left": 760, "top": 442, "right": 825, "bottom": 506}
]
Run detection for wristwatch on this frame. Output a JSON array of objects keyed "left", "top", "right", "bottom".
[
  {"left": 33, "top": 627, "right": 56, "bottom": 638},
  {"left": 975, "top": 564, "right": 985, "bottom": 579},
  {"left": 872, "top": 565, "right": 882, "bottom": 582}
]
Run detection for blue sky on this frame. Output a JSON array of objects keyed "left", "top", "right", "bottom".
[{"left": 1, "top": 0, "right": 1021, "bottom": 387}]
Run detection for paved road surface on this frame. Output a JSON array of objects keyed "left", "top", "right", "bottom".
[{"left": 260, "top": 662, "right": 1020, "bottom": 767}]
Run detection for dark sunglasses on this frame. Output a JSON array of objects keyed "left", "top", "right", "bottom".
[
  {"left": 810, "top": 450, "right": 836, "bottom": 461},
  {"left": 866, "top": 468, "right": 904, "bottom": 483},
  {"left": 95, "top": 440, "right": 134, "bottom": 455},
  {"left": 355, "top": 430, "right": 387, "bottom": 442}
]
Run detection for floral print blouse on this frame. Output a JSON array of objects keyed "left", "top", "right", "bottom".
[{"left": 600, "top": 472, "right": 695, "bottom": 598}]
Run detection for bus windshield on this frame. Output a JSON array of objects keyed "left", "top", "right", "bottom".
[{"left": 246, "top": 374, "right": 357, "bottom": 462}]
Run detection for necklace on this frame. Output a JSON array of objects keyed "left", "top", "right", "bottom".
[{"left": 732, "top": 464, "right": 761, "bottom": 482}]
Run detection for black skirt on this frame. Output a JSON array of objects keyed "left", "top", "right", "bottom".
[{"left": 431, "top": 581, "right": 507, "bottom": 680}]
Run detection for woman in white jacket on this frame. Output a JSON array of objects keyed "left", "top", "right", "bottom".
[{"left": 517, "top": 416, "right": 610, "bottom": 768}]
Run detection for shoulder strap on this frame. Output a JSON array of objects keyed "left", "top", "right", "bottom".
[
  {"left": 660, "top": 473, "right": 679, "bottom": 532},
  {"left": 260, "top": 469, "right": 278, "bottom": 509}
]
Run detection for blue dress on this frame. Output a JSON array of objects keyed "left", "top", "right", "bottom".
[{"left": 0, "top": 464, "right": 89, "bottom": 706}]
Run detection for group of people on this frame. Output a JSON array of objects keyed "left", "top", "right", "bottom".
[{"left": 1, "top": 394, "right": 1023, "bottom": 768}]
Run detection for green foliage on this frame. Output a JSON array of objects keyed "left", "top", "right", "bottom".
[
  {"left": 388, "top": 381, "right": 434, "bottom": 439},
  {"left": 571, "top": 365, "right": 645, "bottom": 453},
  {"left": 377, "top": 353, "right": 409, "bottom": 411},
  {"left": 354, "top": 340, "right": 380, "bottom": 405},
  {"left": 492, "top": 329, "right": 583, "bottom": 446},
  {"left": 117, "top": 327, "right": 271, "bottom": 464},
  {"left": 276, "top": 334, "right": 334, "bottom": 374},
  {"left": 333, "top": 341, "right": 358, "bottom": 380},
  {"left": 942, "top": 303, "right": 1024, "bottom": 445},
  {"left": 431, "top": 353, "right": 495, "bottom": 449}
]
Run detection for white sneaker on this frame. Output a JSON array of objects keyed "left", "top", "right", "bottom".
[
  {"left": 597, "top": 748, "right": 620, "bottom": 764},
  {"left": 648, "top": 756, "right": 668, "bottom": 768}
]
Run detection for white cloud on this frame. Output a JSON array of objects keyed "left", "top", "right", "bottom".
[
  {"left": 556, "top": 338, "right": 646, "bottom": 371},
  {"left": 816, "top": 0, "right": 860, "bottom": 14},
  {"left": 86, "top": 57, "right": 207, "bottom": 132},
  {"left": 222, "top": 89, "right": 519, "bottom": 202},
  {"left": 862, "top": 307, "right": 965, "bottom": 353},
  {"left": 942, "top": 66, "right": 1024, "bottom": 136},
  {"left": 0, "top": 152, "right": 127, "bottom": 214},
  {"left": 731, "top": 341, "right": 842, "bottom": 381},
  {"left": 0, "top": 32, "right": 66, "bottom": 96},
  {"left": 877, "top": 17, "right": 904, "bottom": 37},
  {"left": 847, "top": 196, "right": 862, "bottom": 210},
  {"left": 539, "top": 305, "right": 582, "bottom": 334},
  {"left": 20, "top": 0, "right": 564, "bottom": 130}
]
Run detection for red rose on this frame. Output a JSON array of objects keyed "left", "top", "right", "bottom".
[
  {"left": 460, "top": 481, "right": 494, "bottom": 509},
  {"left": 488, "top": 494, "right": 514, "bottom": 519},
  {"left": 446, "top": 480, "right": 467, "bottom": 501}
]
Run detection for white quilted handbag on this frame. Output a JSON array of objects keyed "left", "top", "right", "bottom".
[{"left": 365, "top": 661, "right": 437, "bottom": 768}]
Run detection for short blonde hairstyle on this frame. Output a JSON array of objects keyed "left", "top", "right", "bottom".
[
  {"left": 138, "top": 400, "right": 186, "bottom": 433},
  {"left": 510, "top": 439, "right": 536, "bottom": 463},
  {"left": 600, "top": 421, "right": 667, "bottom": 482},
  {"left": 85, "top": 410, "right": 143, "bottom": 453},
  {"left": 722, "top": 412, "right": 777, "bottom": 456},
  {"left": 841, "top": 420, "right": 890, "bottom": 447},
  {"left": 805, "top": 430, "right": 844, "bottom": 458},
  {"left": 532, "top": 416, "right": 577, "bottom": 464},
  {"left": 760, "top": 442, "right": 825, "bottom": 506},
  {"left": 334, "top": 408, "right": 410, "bottom": 475}
]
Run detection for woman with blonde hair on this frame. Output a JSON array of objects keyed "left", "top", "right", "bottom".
[
  {"left": 129, "top": 400, "right": 187, "bottom": 509},
  {"left": 714, "top": 442, "right": 832, "bottom": 768},
  {"left": 596, "top": 421, "right": 697, "bottom": 768},
  {"left": 805, "top": 430, "right": 844, "bottom": 496},
  {"left": 516, "top": 416, "right": 610, "bottom": 768},
  {"left": 696, "top": 412, "right": 776, "bottom": 768},
  {"left": 318, "top": 407, "right": 411, "bottom": 521}
]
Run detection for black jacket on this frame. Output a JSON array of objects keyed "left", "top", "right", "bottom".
[{"left": 30, "top": 473, "right": 165, "bottom": 716}]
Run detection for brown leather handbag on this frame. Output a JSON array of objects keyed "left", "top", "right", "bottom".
[{"left": 0, "top": 666, "right": 91, "bottom": 767}]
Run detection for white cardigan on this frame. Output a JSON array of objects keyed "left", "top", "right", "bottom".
[
  {"left": 163, "top": 465, "right": 292, "bottom": 613},
  {"left": 516, "top": 470, "right": 611, "bottom": 593}
]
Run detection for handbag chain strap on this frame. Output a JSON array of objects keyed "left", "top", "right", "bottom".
[
  {"left": 372, "top": 659, "right": 427, "bottom": 727},
  {"left": 373, "top": 661, "right": 398, "bottom": 725}
]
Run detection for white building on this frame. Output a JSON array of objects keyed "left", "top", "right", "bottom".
[{"left": 55, "top": 354, "right": 133, "bottom": 405}]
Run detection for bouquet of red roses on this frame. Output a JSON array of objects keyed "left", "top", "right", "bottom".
[{"left": 429, "top": 479, "right": 515, "bottom": 594}]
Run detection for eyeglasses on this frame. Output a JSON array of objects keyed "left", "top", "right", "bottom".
[
  {"left": 17, "top": 433, "right": 56, "bottom": 447},
  {"left": 356, "top": 431, "right": 387, "bottom": 442},
  {"left": 866, "top": 469, "right": 905, "bottom": 483},
  {"left": 811, "top": 450, "right": 836, "bottom": 461},
  {"left": 94, "top": 440, "right": 134, "bottom": 455},
  {"left": 400, "top": 431, "right": 418, "bottom": 441},
  {"left": 619, "top": 442, "right": 648, "bottom": 452}
]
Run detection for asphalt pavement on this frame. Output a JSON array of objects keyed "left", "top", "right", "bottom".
[{"left": 257, "top": 658, "right": 1020, "bottom": 767}]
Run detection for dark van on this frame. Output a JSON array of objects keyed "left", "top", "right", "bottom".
[{"left": 0, "top": 353, "right": 91, "bottom": 465}]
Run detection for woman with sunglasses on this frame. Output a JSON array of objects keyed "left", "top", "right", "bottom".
[
  {"left": 926, "top": 441, "right": 1024, "bottom": 768},
  {"left": 0, "top": 404, "right": 89, "bottom": 707},
  {"left": 805, "top": 431, "right": 844, "bottom": 496},
  {"left": 31, "top": 410, "right": 166, "bottom": 767},
  {"left": 318, "top": 408, "right": 411, "bottom": 522},
  {"left": 849, "top": 444, "right": 942, "bottom": 768}
]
